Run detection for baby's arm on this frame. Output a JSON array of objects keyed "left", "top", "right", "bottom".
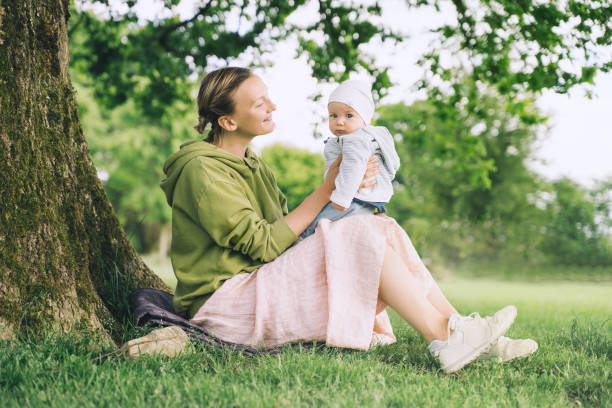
[{"left": 330, "top": 131, "right": 372, "bottom": 211}]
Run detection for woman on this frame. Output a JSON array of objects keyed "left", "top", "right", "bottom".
[{"left": 160, "top": 67, "right": 537, "bottom": 373}]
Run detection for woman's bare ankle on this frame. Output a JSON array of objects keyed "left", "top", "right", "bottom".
[{"left": 426, "top": 316, "right": 450, "bottom": 343}]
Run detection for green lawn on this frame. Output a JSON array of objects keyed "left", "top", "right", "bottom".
[{"left": 1, "top": 277, "right": 610, "bottom": 407}]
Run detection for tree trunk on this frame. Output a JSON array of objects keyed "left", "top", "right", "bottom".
[{"left": 0, "top": 0, "right": 170, "bottom": 344}]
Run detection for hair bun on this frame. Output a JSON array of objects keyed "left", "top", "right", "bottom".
[{"left": 194, "top": 116, "right": 208, "bottom": 134}]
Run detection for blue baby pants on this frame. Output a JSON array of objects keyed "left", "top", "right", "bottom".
[{"left": 299, "top": 199, "right": 384, "bottom": 240}]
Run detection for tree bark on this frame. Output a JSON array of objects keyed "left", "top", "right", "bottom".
[{"left": 0, "top": 0, "right": 170, "bottom": 344}]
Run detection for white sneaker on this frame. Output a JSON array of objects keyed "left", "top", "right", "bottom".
[
  {"left": 478, "top": 336, "right": 538, "bottom": 362},
  {"left": 428, "top": 305, "right": 517, "bottom": 373}
]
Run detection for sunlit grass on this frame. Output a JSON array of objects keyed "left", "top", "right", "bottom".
[
  {"left": 1, "top": 277, "right": 610, "bottom": 407},
  {"left": 454, "top": 260, "right": 612, "bottom": 282}
]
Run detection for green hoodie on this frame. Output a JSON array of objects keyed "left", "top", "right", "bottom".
[{"left": 160, "top": 140, "right": 298, "bottom": 318}]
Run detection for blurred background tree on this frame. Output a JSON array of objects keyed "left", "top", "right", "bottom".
[
  {"left": 69, "top": 0, "right": 612, "bottom": 274},
  {"left": 72, "top": 70, "right": 189, "bottom": 257},
  {"left": 376, "top": 83, "right": 612, "bottom": 268},
  {"left": 260, "top": 145, "right": 325, "bottom": 211},
  {"left": 540, "top": 178, "right": 612, "bottom": 266},
  {"left": 376, "top": 80, "right": 547, "bottom": 262}
]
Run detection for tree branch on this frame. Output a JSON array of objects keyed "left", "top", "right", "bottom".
[
  {"left": 158, "top": 1, "right": 213, "bottom": 50},
  {"left": 68, "top": 10, "right": 86, "bottom": 38}
]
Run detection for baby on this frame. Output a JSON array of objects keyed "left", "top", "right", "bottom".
[{"left": 300, "top": 80, "right": 400, "bottom": 239}]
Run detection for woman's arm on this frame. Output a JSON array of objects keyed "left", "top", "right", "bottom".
[{"left": 284, "top": 155, "right": 379, "bottom": 236}]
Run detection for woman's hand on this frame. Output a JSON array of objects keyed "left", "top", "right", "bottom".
[{"left": 360, "top": 155, "right": 379, "bottom": 188}]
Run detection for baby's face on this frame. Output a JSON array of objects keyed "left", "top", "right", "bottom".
[{"left": 328, "top": 102, "right": 365, "bottom": 136}]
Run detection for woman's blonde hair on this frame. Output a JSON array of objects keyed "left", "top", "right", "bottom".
[{"left": 194, "top": 67, "right": 252, "bottom": 145}]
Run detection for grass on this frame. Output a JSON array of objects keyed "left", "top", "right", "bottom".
[
  {"left": 453, "top": 260, "right": 612, "bottom": 282},
  {"left": 1, "top": 277, "right": 610, "bottom": 407}
]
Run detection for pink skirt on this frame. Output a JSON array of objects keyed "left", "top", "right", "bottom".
[{"left": 191, "top": 214, "right": 435, "bottom": 350}]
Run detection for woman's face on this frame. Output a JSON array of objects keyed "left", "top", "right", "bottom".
[{"left": 229, "top": 75, "right": 276, "bottom": 137}]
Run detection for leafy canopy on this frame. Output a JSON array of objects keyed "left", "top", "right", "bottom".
[
  {"left": 411, "top": 0, "right": 612, "bottom": 96},
  {"left": 70, "top": 0, "right": 611, "bottom": 119},
  {"left": 70, "top": 0, "right": 399, "bottom": 118}
]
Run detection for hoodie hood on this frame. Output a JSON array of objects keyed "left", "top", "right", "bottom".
[
  {"left": 362, "top": 126, "right": 400, "bottom": 175},
  {"left": 160, "top": 140, "right": 260, "bottom": 206}
]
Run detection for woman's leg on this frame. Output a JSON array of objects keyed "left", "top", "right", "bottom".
[
  {"left": 378, "top": 245, "right": 450, "bottom": 344},
  {"left": 426, "top": 282, "right": 458, "bottom": 317},
  {"left": 378, "top": 240, "right": 520, "bottom": 373}
]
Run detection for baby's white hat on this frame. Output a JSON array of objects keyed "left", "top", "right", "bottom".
[{"left": 328, "top": 80, "right": 375, "bottom": 124}]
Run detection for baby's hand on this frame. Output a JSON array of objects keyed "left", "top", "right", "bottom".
[{"left": 331, "top": 202, "right": 347, "bottom": 212}]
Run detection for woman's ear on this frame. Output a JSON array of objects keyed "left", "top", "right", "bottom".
[{"left": 218, "top": 115, "right": 237, "bottom": 132}]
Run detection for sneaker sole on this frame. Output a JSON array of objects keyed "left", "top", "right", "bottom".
[
  {"left": 478, "top": 342, "right": 538, "bottom": 362},
  {"left": 443, "top": 306, "right": 517, "bottom": 373},
  {"left": 500, "top": 342, "right": 538, "bottom": 363}
]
